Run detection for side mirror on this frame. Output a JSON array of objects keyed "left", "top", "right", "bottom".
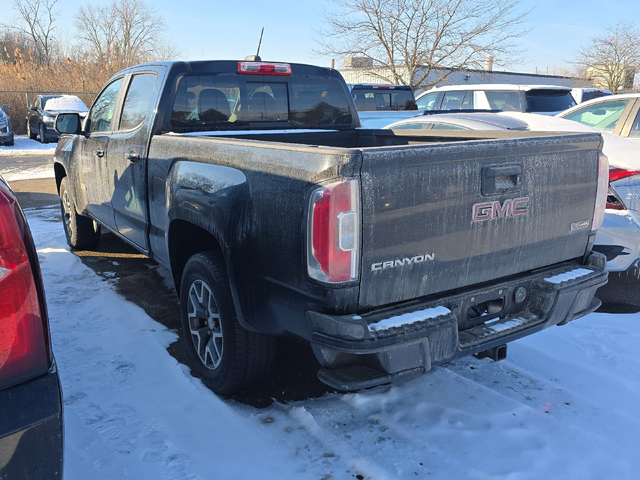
[
  {"left": 55, "top": 113, "right": 81, "bottom": 135},
  {"left": 1, "top": 104, "right": 9, "bottom": 112},
  {"left": 30, "top": 106, "right": 38, "bottom": 111}
]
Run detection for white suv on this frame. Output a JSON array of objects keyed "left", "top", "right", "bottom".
[{"left": 416, "top": 84, "right": 576, "bottom": 115}]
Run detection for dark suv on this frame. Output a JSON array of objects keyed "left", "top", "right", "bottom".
[
  {"left": 0, "top": 176, "right": 63, "bottom": 479},
  {"left": 27, "top": 95, "right": 88, "bottom": 143}
]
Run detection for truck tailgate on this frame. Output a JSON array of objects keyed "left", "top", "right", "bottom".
[{"left": 359, "top": 133, "right": 602, "bottom": 310}]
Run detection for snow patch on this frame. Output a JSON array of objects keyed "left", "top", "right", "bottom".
[
  {"left": 44, "top": 95, "right": 88, "bottom": 113},
  {"left": 486, "top": 316, "right": 531, "bottom": 333},
  {"left": 3, "top": 164, "right": 55, "bottom": 181},
  {"left": 369, "top": 306, "right": 451, "bottom": 332},
  {"left": 544, "top": 268, "right": 593, "bottom": 284},
  {"left": 0, "top": 135, "right": 56, "bottom": 157}
]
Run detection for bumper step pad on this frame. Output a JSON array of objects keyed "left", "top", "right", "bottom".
[
  {"left": 318, "top": 364, "right": 424, "bottom": 391},
  {"left": 458, "top": 315, "right": 541, "bottom": 348}
]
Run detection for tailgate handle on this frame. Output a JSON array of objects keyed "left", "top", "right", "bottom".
[{"left": 482, "top": 165, "right": 522, "bottom": 196}]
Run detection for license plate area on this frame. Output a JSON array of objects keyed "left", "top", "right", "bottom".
[{"left": 458, "top": 287, "right": 523, "bottom": 331}]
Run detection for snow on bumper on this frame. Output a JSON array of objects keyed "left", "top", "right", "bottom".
[{"left": 308, "top": 253, "right": 608, "bottom": 390}]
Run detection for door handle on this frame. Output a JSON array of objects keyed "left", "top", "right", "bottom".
[
  {"left": 94, "top": 149, "right": 105, "bottom": 158},
  {"left": 126, "top": 151, "right": 140, "bottom": 162}
]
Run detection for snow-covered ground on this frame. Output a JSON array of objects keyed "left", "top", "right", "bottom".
[
  {"left": 0, "top": 135, "right": 56, "bottom": 157},
  {"left": 26, "top": 206, "right": 640, "bottom": 480}
]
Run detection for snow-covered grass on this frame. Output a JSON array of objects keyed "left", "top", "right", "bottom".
[
  {"left": 0, "top": 135, "right": 56, "bottom": 157},
  {"left": 2, "top": 163, "right": 55, "bottom": 181},
  {"left": 26, "top": 207, "right": 640, "bottom": 480}
]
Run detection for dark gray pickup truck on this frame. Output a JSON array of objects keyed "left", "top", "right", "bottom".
[{"left": 53, "top": 59, "right": 609, "bottom": 394}]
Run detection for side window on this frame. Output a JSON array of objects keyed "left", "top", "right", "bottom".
[
  {"left": 562, "top": 100, "right": 630, "bottom": 133},
  {"left": 119, "top": 73, "right": 157, "bottom": 131},
  {"left": 441, "top": 91, "right": 465, "bottom": 110},
  {"left": 416, "top": 92, "right": 439, "bottom": 111},
  {"left": 88, "top": 78, "right": 124, "bottom": 133},
  {"left": 461, "top": 91, "right": 473, "bottom": 109},
  {"left": 629, "top": 111, "right": 640, "bottom": 138},
  {"left": 484, "top": 91, "right": 521, "bottom": 111}
]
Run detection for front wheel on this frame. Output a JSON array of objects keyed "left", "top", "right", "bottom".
[
  {"left": 39, "top": 123, "right": 48, "bottom": 143},
  {"left": 180, "top": 251, "right": 275, "bottom": 395},
  {"left": 59, "top": 177, "right": 101, "bottom": 249}
]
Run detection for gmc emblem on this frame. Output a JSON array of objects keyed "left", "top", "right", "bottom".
[{"left": 473, "top": 197, "right": 529, "bottom": 222}]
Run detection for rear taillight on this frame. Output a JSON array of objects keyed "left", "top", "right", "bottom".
[
  {"left": 592, "top": 153, "right": 609, "bottom": 232},
  {"left": 0, "top": 184, "right": 48, "bottom": 390},
  {"left": 605, "top": 167, "right": 640, "bottom": 210},
  {"left": 609, "top": 167, "right": 640, "bottom": 183},
  {"left": 308, "top": 180, "right": 360, "bottom": 283},
  {"left": 238, "top": 62, "right": 292, "bottom": 75}
]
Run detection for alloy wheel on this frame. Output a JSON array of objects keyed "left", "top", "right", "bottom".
[{"left": 187, "top": 279, "right": 224, "bottom": 370}]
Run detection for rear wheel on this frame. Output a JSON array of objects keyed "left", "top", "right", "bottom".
[
  {"left": 180, "top": 251, "right": 275, "bottom": 395},
  {"left": 59, "top": 177, "right": 101, "bottom": 249},
  {"left": 27, "top": 121, "right": 37, "bottom": 140}
]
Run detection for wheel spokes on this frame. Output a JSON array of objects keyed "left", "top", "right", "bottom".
[{"left": 187, "top": 279, "right": 223, "bottom": 370}]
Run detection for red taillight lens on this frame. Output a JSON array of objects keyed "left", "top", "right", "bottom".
[
  {"left": 609, "top": 167, "right": 640, "bottom": 183},
  {"left": 308, "top": 180, "right": 359, "bottom": 283},
  {"left": 238, "top": 62, "right": 292, "bottom": 76},
  {"left": 592, "top": 153, "right": 609, "bottom": 232},
  {"left": 0, "top": 185, "right": 48, "bottom": 390}
]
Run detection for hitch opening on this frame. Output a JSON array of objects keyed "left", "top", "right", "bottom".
[{"left": 474, "top": 344, "right": 507, "bottom": 362}]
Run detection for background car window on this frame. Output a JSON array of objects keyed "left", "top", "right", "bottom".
[
  {"left": 485, "top": 91, "right": 521, "bottom": 111},
  {"left": 526, "top": 90, "right": 576, "bottom": 112},
  {"left": 119, "top": 74, "right": 157, "bottom": 131},
  {"left": 389, "top": 122, "right": 430, "bottom": 130},
  {"left": 628, "top": 111, "right": 640, "bottom": 138},
  {"left": 431, "top": 122, "right": 469, "bottom": 130},
  {"left": 416, "top": 92, "right": 438, "bottom": 110},
  {"left": 563, "top": 100, "right": 630, "bottom": 133},
  {"left": 88, "top": 78, "right": 124, "bottom": 133},
  {"left": 441, "top": 91, "right": 464, "bottom": 110},
  {"left": 461, "top": 91, "right": 473, "bottom": 109}
]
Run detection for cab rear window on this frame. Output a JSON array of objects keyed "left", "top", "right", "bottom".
[{"left": 171, "top": 75, "right": 353, "bottom": 131}]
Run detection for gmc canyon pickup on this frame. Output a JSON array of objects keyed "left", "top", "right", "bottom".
[{"left": 52, "top": 60, "right": 609, "bottom": 394}]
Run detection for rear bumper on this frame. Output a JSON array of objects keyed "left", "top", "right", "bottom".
[
  {"left": 0, "top": 362, "right": 63, "bottom": 480},
  {"left": 308, "top": 253, "right": 608, "bottom": 390}
]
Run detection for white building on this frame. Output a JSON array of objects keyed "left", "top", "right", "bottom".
[{"left": 338, "top": 65, "right": 589, "bottom": 93}]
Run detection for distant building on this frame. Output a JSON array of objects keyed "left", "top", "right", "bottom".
[
  {"left": 586, "top": 65, "right": 637, "bottom": 91},
  {"left": 338, "top": 62, "right": 589, "bottom": 93}
]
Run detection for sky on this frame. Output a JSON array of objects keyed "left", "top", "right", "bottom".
[{"left": 19, "top": 0, "right": 640, "bottom": 74}]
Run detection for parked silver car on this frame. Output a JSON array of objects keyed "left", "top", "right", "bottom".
[
  {"left": 385, "top": 112, "right": 640, "bottom": 273},
  {"left": 0, "top": 104, "right": 14, "bottom": 146}
]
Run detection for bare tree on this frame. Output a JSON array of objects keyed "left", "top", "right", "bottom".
[
  {"left": 316, "top": 0, "right": 529, "bottom": 90},
  {"left": 75, "top": 0, "right": 178, "bottom": 71},
  {"left": 573, "top": 22, "right": 640, "bottom": 93},
  {"left": 1, "top": 0, "right": 59, "bottom": 66}
]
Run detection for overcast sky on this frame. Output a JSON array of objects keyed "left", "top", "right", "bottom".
[{"left": 35, "top": 0, "right": 640, "bottom": 73}]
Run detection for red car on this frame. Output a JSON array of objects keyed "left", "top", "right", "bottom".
[{"left": 0, "top": 176, "right": 63, "bottom": 478}]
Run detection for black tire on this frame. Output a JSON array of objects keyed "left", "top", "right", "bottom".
[
  {"left": 59, "top": 177, "right": 101, "bottom": 249},
  {"left": 39, "top": 123, "right": 48, "bottom": 143},
  {"left": 27, "top": 121, "right": 37, "bottom": 140},
  {"left": 180, "top": 251, "right": 275, "bottom": 395}
]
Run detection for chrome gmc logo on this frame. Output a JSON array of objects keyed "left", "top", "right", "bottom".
[{"left": 473, "top": 197, "right": 529, "bottom": 222}]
